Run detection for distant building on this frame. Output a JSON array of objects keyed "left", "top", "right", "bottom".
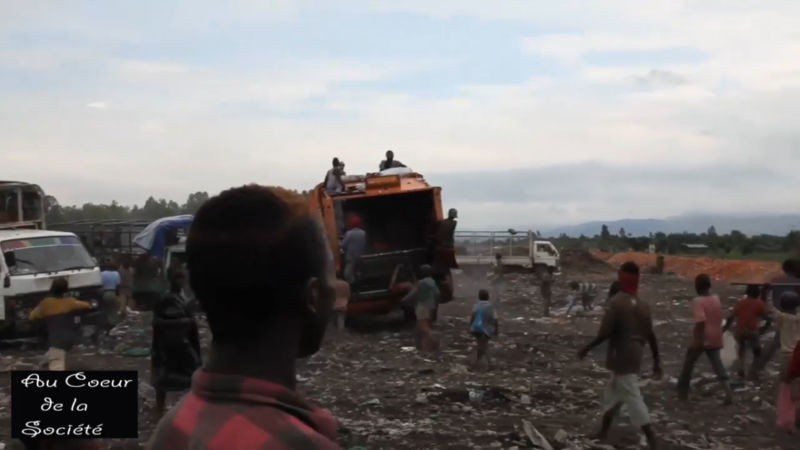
[{"left": 682, "top": 243, "right": 708, "bottom": 254}]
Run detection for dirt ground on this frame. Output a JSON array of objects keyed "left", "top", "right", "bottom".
[{"left": 0, "top": 259, "right": 796, "bottom": 449}]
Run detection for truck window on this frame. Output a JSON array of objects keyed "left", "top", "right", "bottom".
[{"left": 1, "top": 236, "right": 96, "bottom": 275}]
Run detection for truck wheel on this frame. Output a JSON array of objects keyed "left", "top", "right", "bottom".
[{"left": 534, "top": 264, "right": 547, "bottom": 277}]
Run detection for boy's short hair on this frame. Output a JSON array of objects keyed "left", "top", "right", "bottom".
[
  {"left": 187, "top": 185, "right": 329, "bottom": 344},
  {"left": 694, "top": 273, "right": 712, "bottom": 292},
  {"left": 478, "top": 289, "right": 489, "bottom": 301},
  {"left": 50, "top": 277, "right": 69, "bottom": 296}
]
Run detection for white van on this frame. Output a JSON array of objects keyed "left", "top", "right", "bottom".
[{"left": 0, "top": 229, "right": 102, "bottom": 338}]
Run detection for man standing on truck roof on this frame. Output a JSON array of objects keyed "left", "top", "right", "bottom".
[
  {"left": 341, "top": 216, "right": 366, "bottom": 284},
  {"left": 325, "top": 157, "right": 346, "bottom": 235},
  {"left": 379, "top": 150, "right": 406, "bottom": 171}
]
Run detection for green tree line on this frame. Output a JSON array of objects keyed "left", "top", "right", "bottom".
[
  {"left": 551, "top": 224, "right": 800, "bottom": 257},
  {"left": 44, "top": 190, "right": 310, "bottom": 224}
]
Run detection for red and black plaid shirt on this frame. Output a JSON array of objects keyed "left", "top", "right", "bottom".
[{"left": 148, "top": 369, "right": 340, "bottom": 449}]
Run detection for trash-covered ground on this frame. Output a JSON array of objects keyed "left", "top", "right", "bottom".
[{"left": 0, "top": 267, "right": 796, "bottom": 449}]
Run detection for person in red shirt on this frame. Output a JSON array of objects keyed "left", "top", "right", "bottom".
[
  {"left": 148, "top": 185, "right": 340, "bottom": 449},
  {"left": 677, "top": 274, "right": 733, "bottom": 404},
  {"left": 722, "top": 284, "right": 771, "bottom": 379}
]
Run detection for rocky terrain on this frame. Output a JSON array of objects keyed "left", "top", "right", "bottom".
[{"left": 0, "top": 257, "right": 796, "bottom": 449}]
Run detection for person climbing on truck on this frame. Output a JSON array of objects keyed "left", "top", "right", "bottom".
[
  {"left": 379, "top": 150, "right": 406, "bottom": 171},
  {"left": 433, "top": 208, "right": 458, "bottom": 272},
  {"left": 341, "top": 216, "right": 366, "bottom": 283}
]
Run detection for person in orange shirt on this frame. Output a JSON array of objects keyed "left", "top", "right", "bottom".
[{"left": 722, "top": 284, "right": 771, "bottom": 379}]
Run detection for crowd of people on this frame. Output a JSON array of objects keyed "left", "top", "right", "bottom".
[{"left": 19, "top": 185, "right": 800, "bottom": 449}]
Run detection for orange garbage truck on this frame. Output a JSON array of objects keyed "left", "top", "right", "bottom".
[{"left": 309, "top": 170, "right": 455, "bottom": 321}]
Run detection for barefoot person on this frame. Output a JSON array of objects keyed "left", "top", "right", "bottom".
[
  {"left": 470, "top": 289, "right": 499, "bottom": 370},
  {"left": 722, "top": 284, "right": 770, "bottom": 379},
  {"left": 149, "top": 185, "right": 340, "bottom": 449},
  {"left": 402, "top": 264, "right": 440, "bottom": 351},
  {"left": 578, "top": 261, "right": 661, "bottom": 450},
  {"left": 540, "top": 266, "right": 555, "bottom": 316}
]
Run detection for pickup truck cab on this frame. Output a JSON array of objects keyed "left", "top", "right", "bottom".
[{"left": 455, "top": 230, "right": 560, "bottom": 275}]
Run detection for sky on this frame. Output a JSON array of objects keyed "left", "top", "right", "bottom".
[{"left": 2, "top": 0, "right": 800, "bottom": 228}]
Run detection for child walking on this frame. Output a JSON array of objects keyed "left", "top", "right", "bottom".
[
  {"left": 470, "top": 289, "right": 499, "bottom": 370},
  {"left": 722, "top": 284, "right": 771, "bottom": 379},
  {"left": 402, "top": 265, "right": 441, "bottom": 351},
  {"left": 29, "top": 278, "right": 93, "bottom": 370}
]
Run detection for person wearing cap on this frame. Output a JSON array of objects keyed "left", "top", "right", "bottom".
[{"left": 341, "top": 216, "right": 366, "bottom": 284}]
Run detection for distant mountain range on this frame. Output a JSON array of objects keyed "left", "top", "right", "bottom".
[{"left": 538, "top": 214, "right": 800, "bottom": 237}]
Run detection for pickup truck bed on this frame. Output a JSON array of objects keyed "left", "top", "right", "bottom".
[{"left": 456, "top": 255, "right": 531, "bottom": 267}]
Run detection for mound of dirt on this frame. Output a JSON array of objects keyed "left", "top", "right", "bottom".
[
  {"left": 603, "top": 252, "right": 782, "bottom": 282},
  {"left": 559, "top": 248, "right": 613, "bottom": 274}
]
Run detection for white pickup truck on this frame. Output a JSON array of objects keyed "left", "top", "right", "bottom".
[{"left": 454, "top": 230, "right": 560, "bottom": 275}]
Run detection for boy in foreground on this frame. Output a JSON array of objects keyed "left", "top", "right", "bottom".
[
  {"left": 578, "top": 261, "right": 661, "bottom": 449},
  {"left": 148, "top": 185, "right": 340, "bottom": 449},
  {"left": 470, "top": 289, "right": 499, "bottom": 370}
]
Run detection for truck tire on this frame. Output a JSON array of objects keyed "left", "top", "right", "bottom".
[{"left": 534, "top": 264, "right": 547, "bottom": 278}]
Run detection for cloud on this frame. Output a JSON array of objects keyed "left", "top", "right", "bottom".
[{"left": 1, "top": 0, "right": 799, "bottom": 228}]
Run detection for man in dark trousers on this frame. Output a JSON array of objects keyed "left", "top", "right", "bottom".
[
  {"left": 433, "top": 208, "right": 458, "bottom": 271},
  {"left": 578, "top": 261, "right": 661, "bottom": 450},
  {"left": 148, "top": 185, "right": 340, "bottom": 449},
  {"left": 677, "top": 274, "right": 733, "bottom": 404}
]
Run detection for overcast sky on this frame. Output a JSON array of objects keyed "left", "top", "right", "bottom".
[{"left": 2, "top": 1, "right": 799, "bottom": 227}]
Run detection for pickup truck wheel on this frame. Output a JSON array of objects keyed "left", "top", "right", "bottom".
[{"left": 534, "top": 264, "right": 547, "bottom": 277}]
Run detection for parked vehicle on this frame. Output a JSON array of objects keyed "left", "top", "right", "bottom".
[
  {"left": 454, "top": 230, "right": 560, "bottom": 276},
  {"left": 309, "top": 168, "right": 453, "bottom": 321},
  {"left": 49, "top": 216, "right": 193, "bottom": 310},
  {"left": 0, "top": 181, "right": 103, "bottom": 339}
]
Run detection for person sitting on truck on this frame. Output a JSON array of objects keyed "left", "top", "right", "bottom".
[
  {"left": 29, "top": 277, "right": 93, "bottom": 370},
  {"left": 379, "top": 150, "right": 406, "bottom": 171},
  {"left": 148, "top": 185, "right": 340, "bottom": 449},
  {"left": 325, "top": 158, "right": 345, "bottom": 234},
  {"left": 341, "top": 216, "right": 366, "bottom": 283}
]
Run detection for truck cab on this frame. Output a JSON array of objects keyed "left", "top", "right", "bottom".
[{"left": 310, "top": 169, "right": 453, "bottom": 318}]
